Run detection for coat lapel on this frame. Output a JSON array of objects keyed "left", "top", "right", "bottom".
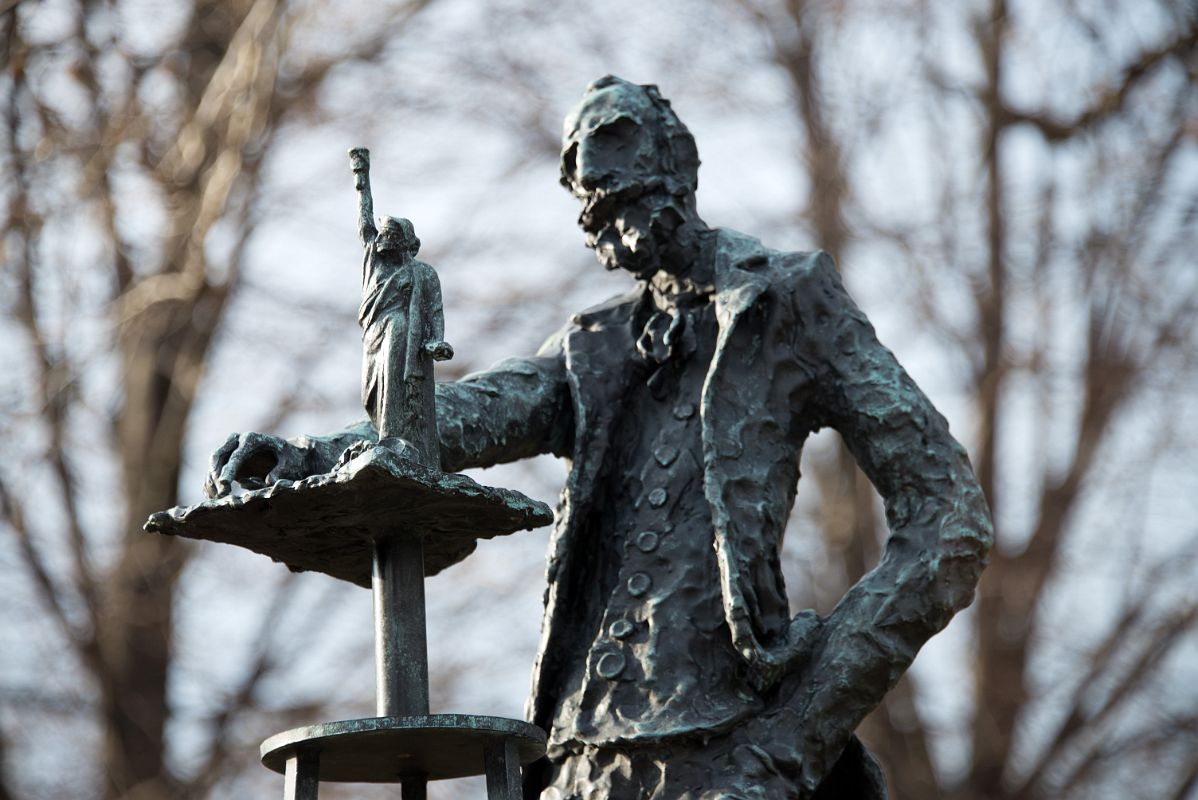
[
  {"left": 702, "top": 230, "right": 799, "bottom": 673},
  {"left": 528, "top": 289, "right": 642, "bottom": 729}
]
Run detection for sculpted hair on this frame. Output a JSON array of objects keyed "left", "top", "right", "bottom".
[{"left": 580, "top": 75, "right": 701, "bottom": 196}]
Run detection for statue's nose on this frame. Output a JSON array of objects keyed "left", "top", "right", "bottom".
[
  {"left": 577, "top": 169, "right": 602, "bottom": 192},
  {"left": 576, "top": 158, "right": 612, "bottom": 193},
  {"left": 574, "top": 141, "right": 611, "bottom": 191}
]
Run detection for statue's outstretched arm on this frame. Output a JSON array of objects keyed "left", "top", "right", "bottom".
[
  {"left": 783, "top": 253, "right": 993, "bottom": 792},
  {"left": 204, "top": 351, "right": 572, "bottom": 497},
  {"left": 435, "top": 353, "right": 573, "bottom": 472}
]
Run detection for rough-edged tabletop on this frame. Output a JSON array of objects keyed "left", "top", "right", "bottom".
[{"left": 144, "top": 446, "right": 554, "bottom": 588}]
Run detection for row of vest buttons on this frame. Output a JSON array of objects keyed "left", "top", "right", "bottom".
[
  {"left": 597, "top": 616, "right": 638, "bottom": 678},
  {"left": 597, "top": 404, "right": 694, "bottom": 680}
]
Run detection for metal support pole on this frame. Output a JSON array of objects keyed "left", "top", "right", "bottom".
[
  {"left": 401, "top": 777, "right": 429, "bottom": 799},
  {"left": 372, "top": 532, "right": 430, "bottom": 717},
  {"left": 283, "top": 751, "right": 319, "bottom": 800},
  {"left": 483, "top": 738, "right": 521, "bottom": 800}
]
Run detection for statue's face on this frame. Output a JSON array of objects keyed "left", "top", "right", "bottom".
[
  {"left": 562, "top": 111, "right": 646, "bottom": 201},
  {"left": 375, "top": 217, "right": 419, "bottom": 258},
  {"left": 561, "top": 86, "right": 667, "bottom": 277}
]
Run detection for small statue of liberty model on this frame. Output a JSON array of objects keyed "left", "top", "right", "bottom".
[{"left": 347, "top": 148, "right": 453, "bottom": 471}]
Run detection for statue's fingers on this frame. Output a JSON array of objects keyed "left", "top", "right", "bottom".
[
  {"left": 266, "top": 451, "right": 297, "bottom": 486},
  {"left": 204, "top": 433, "right": 241, "bottom": 498},
  {"left": 217, "top": 432, "right": 266, "bottom": 491},
  {"left": 209, "top": 432, "right": 239, "bottom": 474}
]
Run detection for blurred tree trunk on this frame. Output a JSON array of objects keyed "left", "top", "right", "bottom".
[
  {"left": 0, "top": 1, "right": 430, "bottom": 797},
  {"left": 968, "top": 1, "right": 1018, "bottom": 795},
  {"left": 101, "top": 5, "right": 255, "bottom": 791}
]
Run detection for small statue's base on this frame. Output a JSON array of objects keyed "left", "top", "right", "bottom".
[
  {"left": 260, "top": 714, "right": 545, "bottom": 783},
  {"left": 144, "top": 447, "right": 554, "bottom": 586}
]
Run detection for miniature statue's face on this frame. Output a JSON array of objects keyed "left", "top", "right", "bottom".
[
  {"left": 376, "top": 217, "right": 420, "bottom": 258},
  {"left": 375, "top": 236, "right": 403, "bottom": 255}
]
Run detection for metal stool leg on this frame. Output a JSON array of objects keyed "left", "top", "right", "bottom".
[
  {"left": 283, "top": 750, "right": 319, "bottom": 800},
  {"left": 484, "top": 738, "right": 521, "bottom": 800},
  {"left": 401, "top": 777, "right": 428, "bottom": 799}
]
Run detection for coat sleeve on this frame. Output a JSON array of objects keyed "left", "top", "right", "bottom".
[
  {"left": 290, "top": 340, "right": 572, "bottom": 475},
  {"left": 782, "top": 251, "right": 993, "bottom": 792},
  {"left": 434, "top": 345, "right": 573, "bottom": 472}
]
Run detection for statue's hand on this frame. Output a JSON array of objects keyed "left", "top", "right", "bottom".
[
  {"left": 426, "top": 340, "right": 454, "bottom": 361},
  {"left": 204, "top": 432, "right": 311, "bottom": 498},
  {"left": 781, "top": 610, "right": 822, "bottom": 667},
  {"left": 738, "top": 610, "right": 823, "bottom": 693},
  {"left": 741, "top": 648, "right": 784, "bottom": 695},
  {"left": 332, "top": 439, "right": 374, "bottom": 471}
]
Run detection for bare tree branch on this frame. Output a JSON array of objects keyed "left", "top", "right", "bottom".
[
  {"left": 997, "top": 25, "right": 1198, "bottom": 143},
  {"left": 1168, "top": 755, "right": 1198, "bottom": 800},
  {"left": 1, "top": 14, "right": 106, "bottom": 683},
  {"left": 1017, "top": 589, "right": 1198, "bottom": 796},
  {"left": 180, "top": 573, "right": 300, "bottom": 800},
  {"left": 0, "top": 720, "right": 13, "bottom": 800},
  {"left": 1054, "top": 607, "right": 1198, "bottom": 794},
  {"left": 0, "top": 478, "right": 92, "bottom": 663}
]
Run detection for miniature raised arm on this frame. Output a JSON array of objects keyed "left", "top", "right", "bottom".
[{"left": 350, "top": 147, "right": 377, "bottom": 247}]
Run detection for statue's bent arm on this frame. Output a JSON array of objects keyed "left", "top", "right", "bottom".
[
  {"left": 426, "top": 266, "right": 447, "bottom": 346},
  {"left": 783, "top": 253, "right": 993, "bottom": 791}
]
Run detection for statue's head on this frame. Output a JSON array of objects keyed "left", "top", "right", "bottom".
[
  {"left": 375, "top": 216, "right": 420, "bottom": 257},
  {"left": 560, "top": 75, "right": 699, "bottom": 204},
  {"left": 560, "top": 76, "right": 702, "bottom": 277}
]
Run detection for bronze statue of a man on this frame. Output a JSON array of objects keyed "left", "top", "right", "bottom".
[{"left": 206, "top": 76, "right": 992, "bottom": 799}]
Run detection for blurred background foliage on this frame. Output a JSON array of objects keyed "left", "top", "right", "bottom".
[{"left": 1, "top": 0, "right": 1196, "bottom": 797}]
